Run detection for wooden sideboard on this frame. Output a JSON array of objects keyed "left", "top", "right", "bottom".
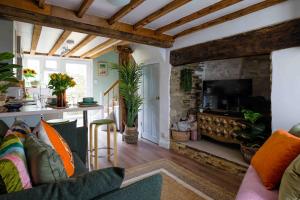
[{"left": 197, "top": 112, "right": 246, "bottom": 144}]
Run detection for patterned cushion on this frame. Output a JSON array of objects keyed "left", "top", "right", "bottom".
[
  {"left": 9, "top": 120, "right": 31, "bottom": 143},
  {"left": 24, "top": 134, "right": 68, "bottom": 185},
  {"left": 36, "top": 120, "right": 74, "bottom": 177},
  {"left": 0, "top": 134, "right": 32, "bottom": 194}
]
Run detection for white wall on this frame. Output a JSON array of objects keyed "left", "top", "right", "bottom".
[
  {"left": 173, "top": 0, "right": 300, "bottom": 50},
  {"left": 0, "top": 19, "right": 14, "bottom": 55},
  {"left": 131, "top": 44, "right": 171, "bottom": 149},
  {"left": 271, "top": 47, "right": 300, "bottom": 131}
]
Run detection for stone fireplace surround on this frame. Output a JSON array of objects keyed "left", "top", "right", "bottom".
[{"left": 170, "top": 55, "right": 271, "bottom": 171}]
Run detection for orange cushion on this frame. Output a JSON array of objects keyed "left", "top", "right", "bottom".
[
  {"left": 251, "top": 129, "right": 300, "bottom": 189},
  {"left": 37, "top": 120, "right": 74, "bottom": 177}
]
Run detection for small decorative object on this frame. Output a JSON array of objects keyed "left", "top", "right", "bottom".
[
  {"left": 78, "top": 97, "right": 98, "bottom": 107},
  {"left": 237, "top": 109, "right": 269, "bottom": 163},
  {"left": 0, "top": 52, "right": 22, "bottom": 107},
  {"left": 97, "top": 62, "right": 109, "bottom": 77},
  {"left": 30, "top": 80, "right": 39, "bottom": 88},
  {"left": 180, "top": 68, "right": 193, "bottom": 92},
  {"left": 112, "top": 61, "right": 143, "bottom": 144},
  {"left": 23, "top": 68, "right": 37, "bottom": 87},
  {"left": 48, "top": 73, "right": 76, "bottom": 108}
]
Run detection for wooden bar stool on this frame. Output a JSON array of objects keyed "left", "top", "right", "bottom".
[{"left": 89, "top": 119, "right": 118, "bottom": 169}]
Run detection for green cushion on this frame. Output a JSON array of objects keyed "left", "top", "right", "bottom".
[
  {"left": 0, "top": 120, "right": 8, "bottom": 137},
  {"left": 279, "top": 155, "right": 300, "bottom": 200},
  {"left": 24, "top": 134, "right": 68, "bottom": 185},
  {"left": 0, "top": 167, "right": 124, "bottom": 200},
  {"left": 289, "top": 123, "right": 300, "bottom": 137},
  {"left": 91, "top": 119, "right": 115, "bottom": 125}
]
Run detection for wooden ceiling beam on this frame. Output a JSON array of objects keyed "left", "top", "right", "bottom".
[
  {"left": 30, "top": 24, "right": 42, "bottom": 55},
  {"left": 48, "top": 30, "right": 72, "bottom": 56},
  {"left": 38, "top": 0, "right": 46, "bottom": 8},
  {"left": 133, "top": 0, "right": 192, "bottom": 30},
  {"left": 80, "top": 39, "right": 119, "bottom": 58},
  {"left": 77, "top": 0, "right": 94, "bottom": 18},
  {"left": 156, "top": 0, "right": 242, "bottom": 34},
  {"left": 170, "top": 18, "right": 300, "bottom": 66},
  {"left": 0, "top": 0, "right": 173, "bottom": 48},
  {"left": 108, "top": 0, "right": 145, "bottom": 25},
  {"left": 63, "top": 35, "right": 96, "bottom": 57},
  {"left": 90, "top": 41, "right": 130, "bottom": 58},
  {"left": 174, "top": 0, "right": 287, "bottom": 38}
]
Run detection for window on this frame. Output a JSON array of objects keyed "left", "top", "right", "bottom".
[{"left": 44, "top": 60, "right": 59, "bottom": 86}]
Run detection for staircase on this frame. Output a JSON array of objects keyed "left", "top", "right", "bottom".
[{"left": 103, "top": 80, "right": 120, "bottom": 130}]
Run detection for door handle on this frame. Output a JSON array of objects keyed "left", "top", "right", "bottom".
[{"left": 156, "top": 96, "right": 160, "bottom": 100}]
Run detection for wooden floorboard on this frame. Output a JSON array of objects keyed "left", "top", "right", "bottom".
[{"left": 93, "top": 133, "right": 244, "bottom": 194}]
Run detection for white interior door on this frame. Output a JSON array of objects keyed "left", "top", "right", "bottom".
[{"left": 141, "top": 64, "right": 160, "bottom": 144}]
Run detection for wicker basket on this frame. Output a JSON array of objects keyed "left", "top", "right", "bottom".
[{"left": 172, "top": 130, "right": 190, "bottom": 142}]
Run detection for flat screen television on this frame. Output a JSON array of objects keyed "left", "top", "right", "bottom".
[{"left": 203, "top": 79, "right": 252, "bottom": 112}]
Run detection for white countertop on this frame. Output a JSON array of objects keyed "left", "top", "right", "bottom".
[{"left": 0, "top": 105, "right": 103, "bottom": 118}]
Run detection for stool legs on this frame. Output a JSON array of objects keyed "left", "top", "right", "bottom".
[
  {"left": 107, "top": 124, "right": 111, "bottom": 161},
  {"left": 89, "top": 123, "right": 118, "bottom": 170},
  {"left": 89, "top": 123, "right": 93, "bottom": 169},
  {"left": 94, "top": 125, "right": 99, "bottom": 169},
  {"left": 113, "top": 124, "right": 118, "bottom": 166}
]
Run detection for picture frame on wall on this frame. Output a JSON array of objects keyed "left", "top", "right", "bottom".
[{"left": 97, "top": 61, "right": 109, "bottom": 77}]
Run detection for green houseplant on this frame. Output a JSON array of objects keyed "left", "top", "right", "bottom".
[
  {"left": 113, "top": 62, "right": 143, "bottom": 144},
  {"left": 0, "top": 52, "right": 21, "bottom": 106},
  {"left": 180, "top": 68, "right": 192, "bottom": 92},
  {"left": 238, "top": 109, "right": 269, "bottom": 163}
]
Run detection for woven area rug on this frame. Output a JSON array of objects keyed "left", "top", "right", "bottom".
[{"left": 123, "top": 159, "right": 235, "bottom": 200}]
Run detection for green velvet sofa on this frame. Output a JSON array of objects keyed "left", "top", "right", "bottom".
[{"left": 0, "top": 122, "right": 162, "bottom": 200}]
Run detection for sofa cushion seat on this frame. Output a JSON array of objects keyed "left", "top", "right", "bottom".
[{"left": 236, "top": 165, "right": 278, "bottom": 200}]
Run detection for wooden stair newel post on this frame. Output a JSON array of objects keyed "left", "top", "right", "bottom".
[{"left": 117, "top": 45, "right": 133, "bottom": 133}]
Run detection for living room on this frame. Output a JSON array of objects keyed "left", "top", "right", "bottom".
[{"left": 0, "top": 0, "right": 300, "bottom": 200}]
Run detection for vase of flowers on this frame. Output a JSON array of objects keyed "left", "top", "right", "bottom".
[
  {"left": 48, "top": 73, "right": 76, "bottom": 108},
  {"left": 23, "top": 68, "right": 37, "bottom": 87}
]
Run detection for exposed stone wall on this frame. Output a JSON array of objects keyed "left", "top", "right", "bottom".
[
  {"left": 170, "top": 55, "right": 271, "bottom": 126},
  {"left": 204, "top": 55, "right": 271, "bottom": 100},
  {"left": 170, "top": 64, "right": 204, "bottom": 126}
]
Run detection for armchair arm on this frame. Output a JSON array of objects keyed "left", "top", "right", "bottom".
[{"left": 95, "top": 174, "right": 162, "bottom": 200}]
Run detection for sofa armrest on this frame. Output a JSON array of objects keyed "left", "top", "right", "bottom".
[
  {"left": 75, "top": 126, "right": 88, "bottom": 164},
  {"left": 95, "top": 174, "right": 162, "bottom": 200}
]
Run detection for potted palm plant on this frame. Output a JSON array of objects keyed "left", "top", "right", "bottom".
[
  {"left": 0, "top": 52, "right": 21, "bottom": 107},
  {"left": 113, "top": 62, "right": 143, "bottom": 144},
  {"left": 238, "top": 109, "right": 269, "bottom": 163}
]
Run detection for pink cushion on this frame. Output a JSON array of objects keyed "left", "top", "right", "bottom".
[{"left": 236, "top": 165, "right": 278, "bottom": 200}]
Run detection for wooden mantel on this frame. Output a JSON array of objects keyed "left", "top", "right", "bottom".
[{"left": 170, "top": 18, "right": 300, "bottom": 66}]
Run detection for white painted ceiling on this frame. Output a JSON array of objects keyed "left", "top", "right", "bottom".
[{"left": 16, "top": 0, "right": 268, "bottom": 55}]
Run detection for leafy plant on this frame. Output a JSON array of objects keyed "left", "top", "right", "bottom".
[
  {"left": 242, "top": 109, "right": 262, "bottom": 124},
  {"left": 238, "top": 109, "right": 268, "bottom": 147},
  {"left": 180, "top": 69, "right": 192, "bottom": 92},
  {"left": 0, "top": 52, "right": 21, "bottom": 94},
  {"left": 112, "top": 62, "right": 143, "bottom": 127},
  {"left": 48, "top": 73, "right": 76, "bottom": 95}
]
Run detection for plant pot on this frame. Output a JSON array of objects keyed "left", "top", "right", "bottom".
[
  {"left": 240, "top": 144, "right": 259, "bottom": 164},
  {"left": 0, "top": 94, "right": 7, "bottom": 107},
  {"left": 56, "top": 90, "right": 67, "bottom": 107},
  {"left": 124, "top": 126, "right": 139, "bottom": 144}
]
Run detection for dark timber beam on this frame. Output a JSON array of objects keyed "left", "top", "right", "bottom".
[
  {"left": 0, "top": 0, "right": 174, "bottom": 48},
  {"left": 170, "top": 18, "right": 300, "bottom": 66},
  {"left": 77, "top": 0, "right": 94, "bottom": 18},
  {"left": 108, "top": 0, "right": 145, "bottom": 25}
]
